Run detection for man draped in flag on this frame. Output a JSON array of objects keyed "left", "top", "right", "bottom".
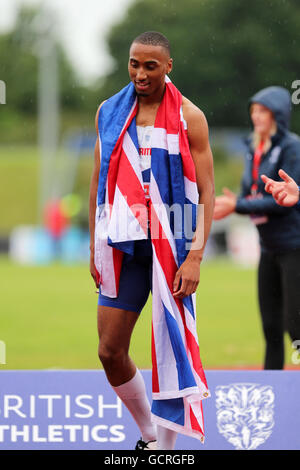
[{"left": 89, "top": 31, "right": 215, "bottom": 450}]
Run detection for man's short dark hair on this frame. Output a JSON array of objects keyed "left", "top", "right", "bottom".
[{"left": 131, "top": 31, "right": 171, "bottom": 56}]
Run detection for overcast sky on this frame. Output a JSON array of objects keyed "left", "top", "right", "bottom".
[{"left": 0, "top": 0, "right": 134, "bottom": 83}]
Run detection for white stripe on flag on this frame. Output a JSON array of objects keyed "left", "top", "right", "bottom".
[
  {"left": 184, "top": 176, "right": 199, "bottom": 204},
  {"left": 98, "top": 133, "right": 102, "bottom": 163},
  {"left": 167, "top": 133, "right": 179, "bottom": 155},
  {"left": 108, "top": 185, "right": 147, "bottom": 242},
  {"left": 151, "top": 128, "right": 180, "bottom": 155},
  {"left": 150, "top": 171, "right": 178, "bottom": 262},
  {"left": 152, "top": 128, "right": 168, "bottom": 150},
  {"left": 183, "top": 396, "right": 191, "bottom": 432},
  {"left": 180, "top": 106, "right": 187, "bottom": 130},
  {"left": 122, "top": 131, "right": 144, "bottom": 187},
  {"left": 94, "top": 185, "right": 117, "bottom": 298}
]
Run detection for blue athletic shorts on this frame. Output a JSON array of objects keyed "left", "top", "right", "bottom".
[{"left": 98, "top": 238, "right": 152, "bottom": 314}]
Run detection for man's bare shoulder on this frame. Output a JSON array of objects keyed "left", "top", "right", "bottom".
[
  {"left": 182, "top": 96, "right": 208, "bottom": 128},
  {"left": 182, "top": 96, "right": 209, "bottom": 145}
]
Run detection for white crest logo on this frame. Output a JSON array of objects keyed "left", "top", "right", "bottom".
[{"left": 216, "top": 383, "right": 274, "bottom": 450}]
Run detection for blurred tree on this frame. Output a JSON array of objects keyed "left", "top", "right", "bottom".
[
  {"left": 0, "top": 5, "right": 92, "bottom": 115},
  {"left": 98, "top": 0, "right": 300, "bottom": 130}
]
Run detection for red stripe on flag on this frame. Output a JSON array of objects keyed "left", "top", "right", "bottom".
[
  {"left": 189, "top": 403, "right": 204, "bottom": 435},
  {"left": 185, "top": 327, "right": 208, "bottom": 387},
  {"left": 107, "top": 103, "right": 138, "bottom": 206},
  {"left": 112, "top": 249, "right": 124, "bottom": 295},
  {"left": 151, "top": 322, "right": 159, "bottom": 393},
  {"left": 154, "top": 82, "right": 180, "bottom": 134},
  {"left": 117, "top": 148, "right": 148, "bottom": 235}
]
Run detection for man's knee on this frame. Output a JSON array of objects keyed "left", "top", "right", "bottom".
[{"left": 98, "top": 342, "right": 127, "bottom": 369}]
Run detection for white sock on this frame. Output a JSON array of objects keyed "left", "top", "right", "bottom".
[
  {"left": 112, "top": 369, "right": 156, "bottom": 443},
  {"left": 157, "top": 425, "right": 177, "bottom": 450}
]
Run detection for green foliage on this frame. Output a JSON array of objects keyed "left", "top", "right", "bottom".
[
  {"left": 100, "top": 0, "right": 300, "bottom": 130},
  {"left": 0, "top": 4, "right": 100, "bottom": 144},
  {"left": 2, "top": 1, "right": 299, "bottom": 144},
  {"left": 0, "top": 6, "right": 81, "bottom": 113}
]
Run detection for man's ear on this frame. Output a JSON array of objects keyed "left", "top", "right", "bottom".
[{"left": 167, "top": 58, "right": 173, "bottom": 74}]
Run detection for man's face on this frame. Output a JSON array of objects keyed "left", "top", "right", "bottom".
[{"left": 128, "top": 42, "right": 173, "bottom": 97}]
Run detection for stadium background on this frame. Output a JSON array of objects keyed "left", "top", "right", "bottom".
[{"left": 1, "top": 0, "right": 300, "bottom": 371}]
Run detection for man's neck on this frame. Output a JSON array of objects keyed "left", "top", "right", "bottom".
[{"left": 137, "top": 84, "right": 166, "bottom": 107}]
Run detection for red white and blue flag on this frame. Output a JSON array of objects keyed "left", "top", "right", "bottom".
[{"left": 94, "top": 77, "right": 210, "bottom": 442}]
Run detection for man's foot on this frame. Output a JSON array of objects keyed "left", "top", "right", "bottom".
[{"left": 135, "top": 438, "right": 157, "bottom": 450}]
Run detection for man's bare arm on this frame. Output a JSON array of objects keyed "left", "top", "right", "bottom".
[
  {"left": 185, "top": 100, "right": 215, "bottom": 260},
  {"left": 173, "top": 99, "right": 215, "bottom": 298},
  {"left": 89, "top": 104, "right": 103, "bottom": 287}
]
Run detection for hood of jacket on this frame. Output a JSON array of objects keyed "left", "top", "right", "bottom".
[{"left": 249, "top": 86, "right": 292, "bottom": 137}]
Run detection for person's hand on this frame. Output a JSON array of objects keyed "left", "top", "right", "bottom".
[
  {"left": 261, "top": 169, "right": 299, "bottom": 207},
  {"left": 261, "top": 173, "right": 276, "bottom": 194},
  {"left": 90, "top": 252, "right": 100, "bottom": 288},
  {"left": 213, "top": 187, "right": 237, "bottom": 220},
  {"left": 173, "top": 258, "right": 200, "bottom": 299}
]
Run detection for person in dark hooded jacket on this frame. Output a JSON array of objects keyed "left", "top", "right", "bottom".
[{"left": 214, "top": 86, "right": 300, "bottom": 370}]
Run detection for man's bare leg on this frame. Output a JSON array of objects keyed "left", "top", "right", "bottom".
[
  {"left": 97, "top": 305, "right": 139, "bottom": 386},
  {"left": 97, "top": 305, "right": 156, "bottom": 445}
]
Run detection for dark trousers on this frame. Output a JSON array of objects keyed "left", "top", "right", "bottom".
[{"left": 258, "top": 249, "right": 300, "bottom": 369}]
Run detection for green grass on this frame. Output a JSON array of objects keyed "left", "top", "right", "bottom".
[{"left": 0, "top": 256, "right": 295, "bottom": 370}]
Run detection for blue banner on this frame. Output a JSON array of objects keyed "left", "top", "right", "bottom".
[{"left": 0, "top": 370, "right": 299, "bottom": 450}]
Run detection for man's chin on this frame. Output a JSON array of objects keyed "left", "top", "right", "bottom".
[
  {"left": 134, "top": 83, "right": 152, "bottom": 97},
  {"left": 136, "top": 90, "right": 151, "bottom": 97}
]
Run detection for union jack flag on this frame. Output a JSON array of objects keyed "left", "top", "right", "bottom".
[{"left": 94, "top": 77, "right": 210, "bottom": 442}]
